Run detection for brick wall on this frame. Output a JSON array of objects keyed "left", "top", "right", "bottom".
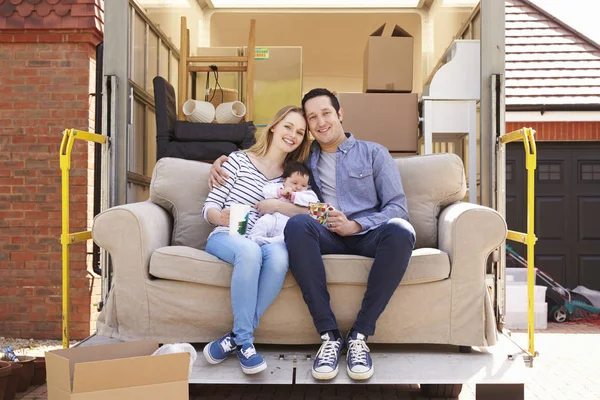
[
  {"left": 0, "top": 20, "right": 102, "bottom": 338},
  {"left": 506, "top": 121, "right": 600, "bottom": 141}
]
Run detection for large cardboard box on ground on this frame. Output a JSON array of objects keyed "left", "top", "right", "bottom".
[
  {"left": 45, "top": 340, "right": 189, "bottom": 400},
  {"left": 363, "top": 24, "right": 414, "bottom": 93},
  {"left": 338, "top": 92, "right": 418, "bottom": 152}
]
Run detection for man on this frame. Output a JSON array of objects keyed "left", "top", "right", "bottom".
[{"left": 210, "top": 88, "right": 415, "bottom": 381}]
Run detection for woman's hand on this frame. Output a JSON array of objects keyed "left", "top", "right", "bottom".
[
  {"left": 326, "top": 210, "right": 362, "bottom": 236},
  {"left": 255, "top": 199, "right": 282, "bottom": 215},
  {"left": 209, "top": 155, "right": 230, "bottom": 189},
  {"left": 219, "top": 208, "right": 230, "bottom": 226}
]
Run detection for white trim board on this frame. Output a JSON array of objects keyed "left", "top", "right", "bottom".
[{"left": 507, "top": 111, "right": 600, "bottom": 122}]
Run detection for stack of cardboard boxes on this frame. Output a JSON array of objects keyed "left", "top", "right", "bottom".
[{"left": 338, "top": 24, "right": 418, "bottom": 156}]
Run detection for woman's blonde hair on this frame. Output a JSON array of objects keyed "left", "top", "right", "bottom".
[{"left": 246, "top": 105, "right": 311, "bottom": 164}]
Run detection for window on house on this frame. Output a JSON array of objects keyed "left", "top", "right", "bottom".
[
  {"left": 538, "top": 162, "right": 561, "bottom": 181},
  {"left": 581, "top": 163, "right": 600, "bottom": 181},
  {"left": 506, "top": 162, "right": 514, "bottom": 182}
]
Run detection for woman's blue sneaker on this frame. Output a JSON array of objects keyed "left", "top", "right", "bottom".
[
  {"left": 236, "top": 343, "right": 267, "bottom": 374},
  {"left": 203, "top": 331, "right": 236, "bottom": 364}
]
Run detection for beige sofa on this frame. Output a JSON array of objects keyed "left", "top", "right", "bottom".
[{"left": 92, "top": 153, "right": 506, "bottom": 347}]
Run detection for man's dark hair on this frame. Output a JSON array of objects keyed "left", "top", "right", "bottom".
[
  {"left": 282, "top": 161, "right": 310, "bottom": 180},
  {"left": 301, "top": 88, "right": 340, "bottom": 114}
]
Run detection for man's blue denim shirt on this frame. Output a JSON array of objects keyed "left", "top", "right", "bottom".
[{"left": 307, "top": 133, "right": 409, "bottom": 234}]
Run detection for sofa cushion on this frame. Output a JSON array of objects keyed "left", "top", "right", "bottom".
[
  {"left": 149, "top": 246, "right": 450, "bottom": 288},
  {"left": 395, "top": 153, "right": 466, "bottom": 248},
  {"left": 150, "top": 158, "right": 213, "bottom": 250},
  {"left": 174, "top": 121, "right": 256, "bottom": 147}
]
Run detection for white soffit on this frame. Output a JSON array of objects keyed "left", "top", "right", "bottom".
[{"left": 209, "top": 0, "right": 421, "bottom": 8}]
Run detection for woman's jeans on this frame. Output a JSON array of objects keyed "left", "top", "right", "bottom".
[{"left": 206, "top": 232, "right": 289, "bottom": 346}]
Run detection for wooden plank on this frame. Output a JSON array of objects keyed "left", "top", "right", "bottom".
[
  {"left": 246, "top": 19, "right": 256, "bottom": 122},
  {"left": 187, "top": 66, "right": 247, "bottom": 73},
  {"left": 187, "top": 56, "right": 247, "bottom": 63},
  {"left": 178, "top": 16, "right": 188, "bottom": 121}
]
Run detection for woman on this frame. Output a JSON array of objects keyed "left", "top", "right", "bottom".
[{"left": 202, "top": 105, "right": 310, "bottom": 374}]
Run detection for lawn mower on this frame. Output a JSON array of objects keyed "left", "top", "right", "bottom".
[{"left": 506, "top": 245, "right": 600, "bottom": 323}]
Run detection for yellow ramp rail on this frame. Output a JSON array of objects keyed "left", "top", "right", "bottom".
[
  {"left": 500, "top": 127, "right": 538, "bottom": 356},
  {"left": 60, "top": 129, "right": 107, "bottom": 348}
]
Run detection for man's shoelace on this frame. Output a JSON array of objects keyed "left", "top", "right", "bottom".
[
  {"left": 241, "top": 345, "right": 257, "bottom": 359},
  {"left": 348, "top": 338, "right": 370, "bottom": 365},
  {"left": 315, "top": 339, "right": 341, "bottom": 366},
  {"left": 220, "top": 337, "right": 235, "bottom": 353}
]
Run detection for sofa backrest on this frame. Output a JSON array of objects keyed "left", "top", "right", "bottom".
[
  {"left": 150, "top": 157, "right": 213, "bottom": 250},
  {"left": 149, "top": 153, "right": 466, "bottom": 250},
  {"left": 395, "top": 153, "right": 466, "bottom": 248}
]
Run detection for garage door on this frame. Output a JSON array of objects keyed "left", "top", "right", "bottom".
[{"left": 506, "top": 142, "right": 600, "bottom": 290}]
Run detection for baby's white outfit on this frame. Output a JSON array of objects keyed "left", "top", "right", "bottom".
[{"left": 248, "top": 182, "right": 319, "bottom": 245}]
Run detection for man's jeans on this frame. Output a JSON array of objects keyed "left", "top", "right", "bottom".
[
  {"left": 206, "top": 232, "right": 289, "bottom": 345},
  {"left": 284, "top": 214, "right": 416, "bottom": 336}
]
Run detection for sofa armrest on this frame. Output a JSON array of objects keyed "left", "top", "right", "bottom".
[
  {"left": 93, "top": 200, "right": 173, "bottom": 281},
  {"left": 438, "top": 202, "right": 506, "bottom": 345},
  {"left": 438, "top": 201, "right": 507, "bottom": 277}
]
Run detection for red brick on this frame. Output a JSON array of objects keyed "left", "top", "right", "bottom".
[
  {"left": 39, "top": 33, "right": 66, "bottom": 44},
  {"left": 0, "top": 39, "right": 99, "bottom": 339}
]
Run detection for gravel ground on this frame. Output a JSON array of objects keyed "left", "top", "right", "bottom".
[{"left": 0, "top": 337, "right": 77, "bottom": 358}]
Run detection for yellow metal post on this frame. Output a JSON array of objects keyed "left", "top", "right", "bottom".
[
  {"left": 524, "top": 128, "right": 537, "bottom": 356},
  {"left": 59, "top": 129, "right": 71, "bottom": 349},
  {"left": 60, "top": 129, "right": 107, "bottom": 348},
  {"left": 500, "top": 127, "right": 537, "bottom": 356}
]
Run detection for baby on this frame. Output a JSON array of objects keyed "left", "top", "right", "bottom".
[{"left": 249, "top": 162, "right": 319, "bottom": 245}]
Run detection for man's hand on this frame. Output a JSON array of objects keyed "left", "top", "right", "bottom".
[
  {"left": 209, "top": 155, "right": 230, "bottom": 189},
  {"left": 255, "top": 199, "right": 282, "bottom": 215},
  {"left": 219, "top": 208, "right": 230, "bottom": 226},
  {"left": 279, "top": 187, "right": 293, "bottom": 200},
  {"left": 326, "top": 210, "right": 362, "bottom": 236}
]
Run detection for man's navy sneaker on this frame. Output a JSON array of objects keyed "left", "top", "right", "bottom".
[
  {"left": 346, "top": 330, "right": 374, "bottom": 380},
  {"left": 236, "top": 343, "right": 267, "bottom": 374},
  {"left": 312, "top": 332, "right": 344, "bottom": 380},
  {"left": 203, "top": 331, "right": 236, "bottom": 364}
]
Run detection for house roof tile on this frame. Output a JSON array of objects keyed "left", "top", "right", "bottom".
[
  {"left": 506, "top": 0, "right": 600, "bottom": 107},
  {"left": 0, "top": 0, "right": 102, "bottom": 33}
]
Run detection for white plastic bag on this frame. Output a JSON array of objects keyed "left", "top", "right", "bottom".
[
  {"left": 572, "top": 286, "right": 600, "bottom": 309},
  {"left": 151, "top": 343, "right": 197, "bottom": 378}
]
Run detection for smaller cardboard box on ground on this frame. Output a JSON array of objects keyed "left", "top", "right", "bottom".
[
  {"left": 46, "top": 340, "right": 189, "bottom": 400},
  {"left": 363, "top": 23, "right": 414, "bottom": 93},
  {"left": 338, "top": 92, "right": 418, "bottom": 152}
]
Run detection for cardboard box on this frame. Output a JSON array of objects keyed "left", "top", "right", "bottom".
[
  {"left": 46, "top": 340, "right": 189, "bottom": 400},
  {"left": 208, "top": 87, "right": 239, "bottom": 108},
  {"left": 363, "top": 24, "right": 414, "bottom": 93},
  {"left": 338, "top": 92, "right": 418, "bottom": 152}
]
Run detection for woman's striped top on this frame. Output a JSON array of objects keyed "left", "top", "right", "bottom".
[{"left": 202, "top": 151, "right": 283, "bottom": 236}]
